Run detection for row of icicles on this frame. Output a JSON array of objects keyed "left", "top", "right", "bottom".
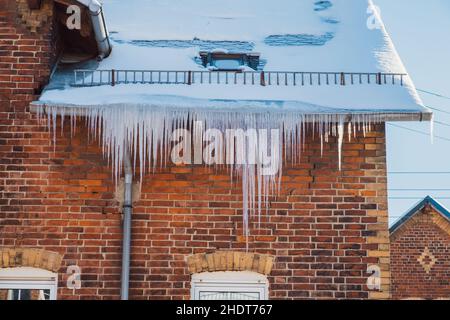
[{"left": 37, "top": 104, "right": 384, "bottom": 237}]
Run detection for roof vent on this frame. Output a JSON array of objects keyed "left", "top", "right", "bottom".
[{"left": 199, "top": 51, "right": 261, "bottom": 71}]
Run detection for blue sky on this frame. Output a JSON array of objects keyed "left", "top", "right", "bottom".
[{"left": 375, "top": 0, "right": 450, "bottom": 224}]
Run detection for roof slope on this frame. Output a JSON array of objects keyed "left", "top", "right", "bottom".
[
  {"left": 37, "top": 0, "right": 431, "bottom": 119},
  {"left": 390, "top": 196, "right": 450, "bottom": 234}
]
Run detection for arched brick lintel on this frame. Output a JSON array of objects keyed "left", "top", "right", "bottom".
[
  {"left": 187, "top": 251, "right": 274, "bottom": 275},
  {"left": 0, "top": 247, "right": 63, "bottom": 272}
]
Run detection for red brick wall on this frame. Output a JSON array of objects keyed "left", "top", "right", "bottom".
[
  {"left": 0, "top": 120, "right": 391, "bottom": 299},
  {"left": 0, "top": 0, "right": 391, "bottom": 300},
  {"left": 127, "top": 125, "right": 390, "bottom": 300},
  {"left": 390, "top": 208, "right": 450, "bottom": 300}
]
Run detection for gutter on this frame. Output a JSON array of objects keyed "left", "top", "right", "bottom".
[
  {"left": 76, "top": 0, "right": 112, "bottom": 60},
  {"left": 28, "top": 103, "right": 434, "bottom": 123},
  {"left": 120, "top": 150, "right": 133, "bottom": 300}
]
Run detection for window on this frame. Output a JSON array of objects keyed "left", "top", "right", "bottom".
[
  {"left": 199, "top": 51, "right": 261, "bottom": 71},
  {"left": 213, "top": 59, "right": 243, "bottom": 71},
  {"left": 191, "top": 271, "right": 269, "bottom": 300},
  {"left": 0, "top": 267, "right": 58, "bottom": 300}
]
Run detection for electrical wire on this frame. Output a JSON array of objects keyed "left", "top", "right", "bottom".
[
  {"left": 389, "top": 172, "right": 450, "bottom": 174},
  {"left": 417, "top": 88, "right": 450, "bottom": 100},
  {"left": 390, "top": 188, "right": 450, "bottom": 191},
  {"left": 387, "top": 88, "right": 450, "bottom": 212},
  {"left": 389, "top": 197, "right": 450, "bottom": 200},
  {"left": 434, "top": 120, "right": 450, "bottom": 128},
  {"left": 426, "top": 105, "right": 450, "bottom": 115},
  {"left": 387, "top": 123, "right": 450, "bottom": 142}
]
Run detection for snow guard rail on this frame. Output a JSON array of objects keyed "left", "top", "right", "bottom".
[{"left": 72, "top": 69, "right": 408, "bottom": 87}]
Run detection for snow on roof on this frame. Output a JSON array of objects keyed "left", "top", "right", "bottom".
[
  {"left": 100, "top": 0, "right": 397, "bottom": 71},
  {"left": 39, "top": 83, "right": 426, "bottom": 116},
  {"left": 38, "top": 0, "right": 431, "bottom": 119}
]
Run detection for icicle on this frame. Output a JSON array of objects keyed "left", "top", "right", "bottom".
[
  {"left": 320, "top": 133, "right": 324, "bottom": 157},
  {"left": 348, "top": 122, "right": 352, "bottom": 142},
  {"left": 52, "top": 107, "right": 57, "bottom": 151},
  {"left": 430, "top": 113, "right": 434, "bottom": 144},
  {"left": 337, "top": 117, "right": 344, "bottom": 171},
  {"left": 37, "top": 104, "right": 383, "bottom": 238}
]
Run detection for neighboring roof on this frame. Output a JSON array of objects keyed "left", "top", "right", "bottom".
[
  {"left": 37, "top": 0, "right": 431, "bottom": 120},
  {"left": 75, "top": 0, "right": 101, "bottom": 10},
  {"left": 390, "top": 196, "right": 450, "bottom": 234}
]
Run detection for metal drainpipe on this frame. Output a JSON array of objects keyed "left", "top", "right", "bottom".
[
  {"left": 81, "top": 0, "right": 112, "bottom": 60},
  {"left": 121, "top": 151, "right": 133, "bottom": 300}
]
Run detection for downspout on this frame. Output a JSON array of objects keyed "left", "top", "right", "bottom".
[
  {"left": 121, "top": 151, "right": 133, "bottom": 300},
  {"left": 77, "top": 0, "right": 112, "bottom": 60}
]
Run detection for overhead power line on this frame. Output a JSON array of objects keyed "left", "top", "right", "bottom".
[
  {"left": 390, "top": 188, "right": 450, "bottom": 191},
  {"left": 389, "top": 172, "right": 450, "bottom": 174},
  {"left": 426, "top": 105, "right": 450, "bottom": 115},
  {"left": 387, "top": 123, "right": 450, "bottom": 142},
  {"left": 434, "top": 120, "right": 450, "bottom": 128},
  {"left": 417, "top": 88, "right": 450, "bottom": 100},
  {"left": 390, "top": 197, "right": 450, "bottom": 199}
]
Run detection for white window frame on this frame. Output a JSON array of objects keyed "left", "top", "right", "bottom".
[
  {"left": 191, "top": 271, "right": 269, "bottom": 300},
  {"left": 0, "top": 267, "right": 58, "bottom": 300}
]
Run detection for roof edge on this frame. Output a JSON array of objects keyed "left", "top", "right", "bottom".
[
  {"left": 29, "top": 102, "right": 433, "bottom": 122},
  {"left": 390, "top": 196, "right": 450, "bottom": 234}
]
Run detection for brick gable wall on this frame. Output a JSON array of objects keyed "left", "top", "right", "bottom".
[
  {"left": 0, "top": 0, "right": 391, "bottom": 300},
  {"left": 390, "top": 208, "right": 450, "bottom": 299}
]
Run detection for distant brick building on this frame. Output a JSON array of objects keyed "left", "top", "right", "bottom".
[
  {"left": 390, "top": 196, "right": 450, "bottom": 300},
  {"left": 0, "top": 0, "right": 432, "bottom": 300}
]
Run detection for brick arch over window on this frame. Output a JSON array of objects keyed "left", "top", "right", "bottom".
[
  {"left": 187, "top": 251, "right": 274, "bottom": 275},
  {"left": 0, "top": 248, "right": 63, "bottom": 272}
]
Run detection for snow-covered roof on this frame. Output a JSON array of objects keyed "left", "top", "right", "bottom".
[{"left": 36, "top": 0, "right": 431, "bottom": 120}]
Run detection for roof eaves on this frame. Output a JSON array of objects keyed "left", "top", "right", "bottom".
[{"left": 389, "top": 196, "right": 450, "bottom": 234}]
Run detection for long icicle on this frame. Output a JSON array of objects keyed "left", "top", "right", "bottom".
[{"left": 39, "top": 104, "right": 381, "bottom": 238}]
